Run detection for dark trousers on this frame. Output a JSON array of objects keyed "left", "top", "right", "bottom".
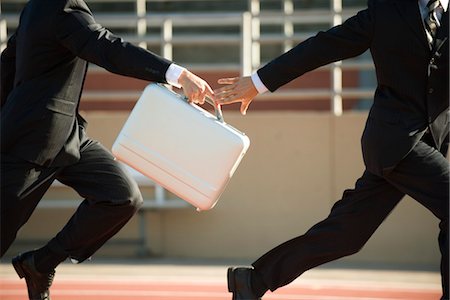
[
  {"left": 252, "top": 139, "right": 449, "bottom": 299},
  {"left": 0, "top": 136, "right": 143, "bottom": 262}
]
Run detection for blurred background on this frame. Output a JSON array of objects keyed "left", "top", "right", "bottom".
[{"left": 0, "top": 0, "right": 440, "bottom": 272}]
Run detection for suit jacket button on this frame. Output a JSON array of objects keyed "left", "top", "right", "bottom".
[{"left": 428, "top": 88, "right": 434, "bottom": 94}]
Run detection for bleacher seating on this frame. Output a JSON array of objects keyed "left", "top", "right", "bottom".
[{"left": 0, "top": 0, "right": 375, "bottom": 254}]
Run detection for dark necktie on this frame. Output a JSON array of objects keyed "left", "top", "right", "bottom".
[{"left": 424, "top": 0, "right": 441, "bottom": 45}]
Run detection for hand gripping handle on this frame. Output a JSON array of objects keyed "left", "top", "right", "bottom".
[{"left": 183, "top": 95, "right": 224, "bottom": 123}]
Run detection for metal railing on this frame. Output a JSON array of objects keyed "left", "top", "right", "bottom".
[
  {"left": 0, "top": 0, "right": 375, "bottom": 115},
  {"left": 1, "top": 0, "right": 374, "bottom": 253}
]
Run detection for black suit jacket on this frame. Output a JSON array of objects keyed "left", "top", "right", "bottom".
[
  {"left": 0, "top": 0, "right": 173, "bottom": 166},
  {"left": 257, "top": 0, "right": 449, "bottom": 176}
]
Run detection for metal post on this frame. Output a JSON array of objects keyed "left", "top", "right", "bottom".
[
  {"left": 331, "top": 0, "right": 343, "bottom": 116},
  {"left": 162, "top": 18, "right": 173, "bottom": 61},
  {"left": 283, "top": 0, "right": 294, "bottom": 52},
  {"left": 137, "top": 210, "right": 150, "bottom": 256},
  {"left": 136, "top": 0, "right": 147, "bottom": 49},
  {"left": 250, "top": 0, "right": 260, "bottom": 71},
  {"left": 241, "top": 12, "right": 253, "bottom": 76}
]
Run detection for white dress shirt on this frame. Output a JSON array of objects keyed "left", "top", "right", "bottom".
[
  {"left": 165, "top": 63, "right": 187, "bottom": 88},
  {"left": 251, "top": 0, "right": 449, "bottom": 95}
]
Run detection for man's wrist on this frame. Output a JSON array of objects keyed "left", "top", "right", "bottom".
[
  {"left": 165, "top": 63, "right": 187, "bottom": 88},
  {"left": 251, "top": 72, "right": 268, "bottom": 94}
]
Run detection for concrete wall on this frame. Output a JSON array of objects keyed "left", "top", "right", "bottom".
[{"left": 9, "top": 111, "right": 441, "bottom": 269}]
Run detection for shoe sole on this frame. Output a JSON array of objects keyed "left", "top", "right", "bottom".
[{"left": 12, "top": 255, "right": 26, "bottom": 279}]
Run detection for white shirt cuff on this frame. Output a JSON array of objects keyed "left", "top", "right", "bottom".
[
  {"left": 165, "top": 63, "right": 186, "bottom": 88},
  {"left": 251, "top": 72, "right": 269, "bottom": 94}
]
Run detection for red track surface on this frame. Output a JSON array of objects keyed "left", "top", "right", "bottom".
[{"left": 0, "top": 277, "right": 441, "bottom": 300}]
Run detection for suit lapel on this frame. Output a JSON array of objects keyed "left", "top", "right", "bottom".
[{"left": 394, "top": 0, "right": 430, "bottom": 51}]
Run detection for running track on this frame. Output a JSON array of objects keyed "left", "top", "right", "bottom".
[{"left": 0, "top": 260, "right": 442, "bottom": 300}]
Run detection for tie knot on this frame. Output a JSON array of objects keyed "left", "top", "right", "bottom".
[
  {"left": 424, "top": 0, "right": 442, "bottom": 45},
  {"left": 427, "top": 0, "right": 441, "bottom": 11}
]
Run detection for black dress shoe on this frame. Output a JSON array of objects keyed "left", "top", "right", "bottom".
[
  {"left": 227, "top": 267, "right": 262, "bottom": 300},
  {"left": 12, "top": 251, "right": 55, "bottom": 300}
]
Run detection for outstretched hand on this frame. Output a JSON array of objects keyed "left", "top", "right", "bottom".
[
  {"left": 178, "top": 70, "right": 214, "bottom": 105},
  {"left": 214, "top": 76, "right": 258, "bottom": 115}
]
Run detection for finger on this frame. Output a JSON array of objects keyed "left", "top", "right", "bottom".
[
  {"left": 205, "top": 83, "right": 214, "bottom": 98},
  {"left": 214, "top": 90, "right": 237, "bottom": 101},
  {"left": 214, "top": 87, "right": 231, "bottom": 96},
  {"left": 240, "top": 101, "right": 251, "bottom": 115},
  {"left": 198, "top": 90, "right": 206, "bottom": 105},
  {"left": 188, "top": 92, "right": 199, "bottom": 103},
  {"left": 214, "top": 85, "right": 239, "bottom": 98},
  {"left": 214, "top": 91, "right": 231, "bottom": 100},
  {"left": 215, "top": 94, "right": 241, "bottom": 105},
  {"left": 204, "top": 89, "right": 215, "bottom": 103},
  {"left": 217, "top": 77, "right": 239, "bottom": 85}
]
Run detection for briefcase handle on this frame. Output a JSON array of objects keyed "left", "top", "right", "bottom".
[
  {"left": 205, "top": 97, "right": 224, "bottom": 123},
  {"left": 182, "top": 95, "right": 224, "bottom": 123}
]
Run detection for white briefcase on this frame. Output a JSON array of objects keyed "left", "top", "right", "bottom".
[{"left": 112, "top": 83, "right": 250, "bottom": 211}]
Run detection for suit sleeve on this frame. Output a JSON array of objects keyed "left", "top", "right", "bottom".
[
  {"left": 0, "top": 33, "right": 17, "bottom": 108},
  {"left": 257, "top": 0, "right": 375, "bottom": 92},
  {"left": 54, "top": 0, "right": 172, "bottom": 83}
]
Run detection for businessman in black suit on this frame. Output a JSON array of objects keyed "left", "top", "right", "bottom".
[
  {"left": 215, "top": 0, "right": 449, "bottom": 299},
  {"left": 0, "top": 0, "right": 214, "bottom": 299}
]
